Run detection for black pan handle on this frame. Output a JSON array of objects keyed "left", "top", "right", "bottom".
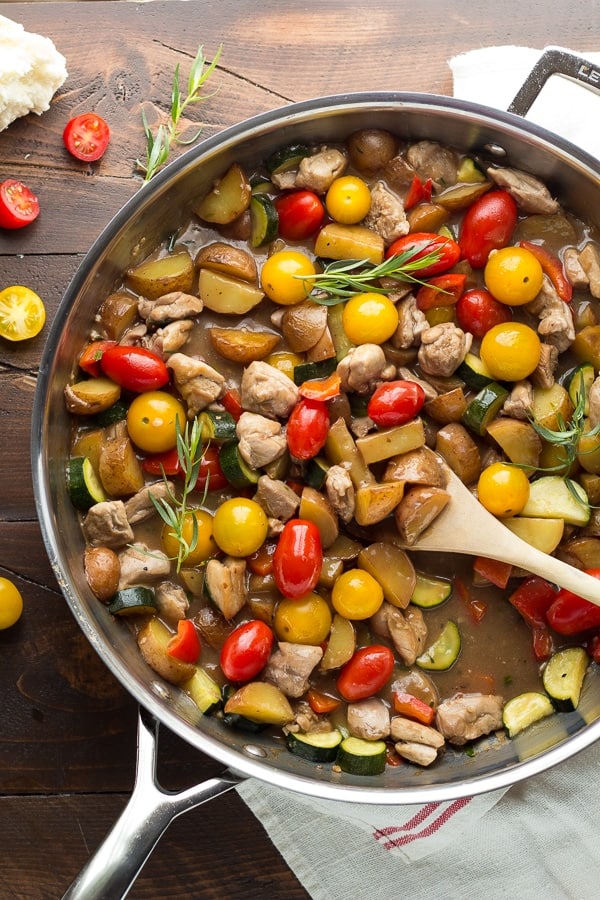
[
  {"left": 509, "top": 46, "right": 600, "bottom": 116},
  {"left": 62, "top": 707, "right": 243, "bottom": 900}
]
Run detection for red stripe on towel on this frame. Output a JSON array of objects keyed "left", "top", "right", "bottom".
[{"left": 373, "top": 797, "right": 473, "bottom": 849}]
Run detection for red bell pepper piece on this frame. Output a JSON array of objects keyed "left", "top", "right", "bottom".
[
  {"left": 586, "top": 633, "right": 600, "bottom": 664},
  {"left": 78, "top": 340, "right": 117, "bottom": 377},
  {"left": 247, "top": 540, "right": 277, "bottom": 576},
  {"left": 167, "top": 619, "right": 201, "bottom": 663},
  {"left": 298, "top": 371, "right": 341, "bottom": 401},
  {"left": 415, "top": 273, "right": 467, "bottom": 311},
  {"left": 454, "top": 576, "right": 488, "bottom": 623},
  {"left": 221, "top": 387, "right": 243, "bottom": 421},
  {"left": 142, "top": 446, "right": 183, "bottom": 477},
  {"left": 519, "top": 240, "right": 573, "bottom": 303},
  {"left": 546, "top": 569, "right": 600, "bottom": 634},
  {"left": 404, "top": 174, "right": 433, "bottom": 210},
  {"left": 306, "top": 688, "right": 342, "bottom": 715},
  {"left": 508, "top": 575, "right": 558, "bottom": 660},
  {"left": 473, "top": 556, "right": 513, "bottom": 589},
  {"left": 392, "top": 691, "right": 435, "bottom": 725}
]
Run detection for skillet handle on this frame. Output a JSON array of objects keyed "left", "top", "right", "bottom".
[
  {"left": 508, "top": 46, "right": 600, "bottom": 116},
  {"left": 62, "top": 706, "right": 243, "bottom": 900}
]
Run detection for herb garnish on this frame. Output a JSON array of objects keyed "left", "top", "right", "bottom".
[
  {"left": 295, "top": 245, "right": 445, "bottom": 304},
  {"left": 150, "top": 417, "right": 207, "bottom": 571},
  {"left": 137, "top": 43, "right": 222, "bottom": 183}
]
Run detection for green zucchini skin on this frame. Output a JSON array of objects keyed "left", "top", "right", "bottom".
[
  {"left": 502, "top": 691, "right": 554, "bottom": 737},
  {"left": 410, "top": 573, "right": 452, "bottom": 609},
  {"left": 198, "top": 409, "right": 237, "bottom": 443},
  {"left": 250, "top": 194, "right": 279, "bottom": 248},
  {"left": 67, "top": 456, "right": 107, "bottom": 510},
  {"left": 266, "top": 143, "right": 310, "bottom": 175},
  {"left": 336, "top": 736, "right": 387, "bottom": 776},
  {"left": 219, "top": 441, "right": 261, "bottom": 488},
  {"left": 416, "top": 620, "right": 461, "bottom": 671},
  {"left": 293, "top": 357, "right": 337, "bottom": 386},
  {"left": 542, "top": 646, "right": 589, "bottom": 712},
  {"left": 286, "top": 729, "right": 342, "bottom": 762},
  {"left": 107, "top": 586, "right": 157, "bottom": 617},
  {"left": 462, "top": 382, "right": 509, "bottom": 436}
]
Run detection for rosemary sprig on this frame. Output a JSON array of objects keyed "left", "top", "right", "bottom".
[
  {"left": 150, "top": 417, "right": 208, "bottom": 572},
  {"left": 137, "top": 43, "right": 223, "bottom": 183},
  {"left": 296, "top": 245, "right": 444, "bottom": 305}
]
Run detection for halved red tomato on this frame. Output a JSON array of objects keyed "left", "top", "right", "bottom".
[
  {"left": 0, "top": 179, "right": 40, "bottom": 229},
  {"left": 63, "top": 113, "right": 110, "bottom": 162}
]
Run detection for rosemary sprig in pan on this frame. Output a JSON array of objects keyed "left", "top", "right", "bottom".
[
  {"left": 150, "top": 417, "right": 208, "bottom": 572},
  {"left": 137, "top": 43, "right": 223, "bottom": 183},
  {"left": 296, "top": 245, "right": 445, "bottom": 304}
]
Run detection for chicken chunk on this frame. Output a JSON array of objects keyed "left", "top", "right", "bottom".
[
  {"left": 167, "top": 352, "right": 226, "bottom": 416},
  {"left": 138, "top": 291, "right": 203, "bottom": 324},
  {"left": 347, "top": 698, "right": 391, "bottom": 741},
  {"left": 325, "top": 464, "right": 355, "bottom": 523},
  {"left": 502, "top": 380, "right": 534, "bottom": 421},
  {"left": 563, "top": 247, "right": 590, "bottom": 289},
  {"left": 117, "top": 543, "right": 171, "bottom": 589},
  {"left": 526, "top": 275, "right": 575, "bottom": 353},
  {"left": 436, "top": 693, "right": 504, "bottom": 745},
  {"left": 579, "top": 243, "right": 600, "bottom": 299},
  {"left": 254, "top": 475, "right": 300, "bottom": 522},
  {"left": 373, "top": 602, "right": 427, "bottom": 666},
  {"left": 406, "top": 140, "right": 458, "bottom": 190},
  {"left": 287, "top": 700, "right": 333, "bottom": 735},
  {"left": 394, "top": 741, "right": 439, "bottom": 767},
  {"left": 588, "top": 376, "right": 600, "bottom": 428},
  {"left": 236, "top": 411, "right": 287, "bottom": 468},
  {"left": 124, "top": 481, "right": 174, "bottom": 525},
  {"left": 418, "top": 322, "right": 472, "bottom": 377},
  {"left": 144, "top": 320, "right": 194, "bottom": 356},
  {"left": 83, "top": 500, "right": 134, "bottom": 549},
  {"left": 391, "top": 294, "right": 429, "bottom": 349},
  {"left": 337, "top": 343, "right": 390, "bottom": 394},
  {"left": 294, "top": 148, "right": 347, "bottom": 193},
  {"left": 486, "top": 166, "right": 560, "bottom": 214},
  {"left": 204, "top": 556, "right": 247, "bottom": 620},
  {"left": 363, "top": 180, "right": 409, "bottom": 245},
  {"left": 390, "top": 716, "right": 445, "bottom": 748},
  {"left": 241, "top": 360, "right": 299, "bottom": 419},
  {"left": 155, "top": 581, "right": 189, "bottom": 624},
  {"left": 263, "top": 642, "right": 324, "bottom": 698},
  {"left": 530, "top": 342, "right": 558, "bottom": 389}
]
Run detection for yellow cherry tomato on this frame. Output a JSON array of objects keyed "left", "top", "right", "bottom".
[
  {"left": 274, "top": 592, "right": 332, "bottom": 644},
  {"left": 480, "top": 321, "right": 541, "bottom": 381},
  {"left": 162, "top": 508, "right": 218, "bottom": 566},
  {"left": 265, "top": 350, "right": 304, "bottom": 380},
  {"left": 342, "top": 292, "right": 398, "bottom": 345},
  {"left": 484, "top": 246, "right": 544, "bottom": 306},
  {"left": 331, "top": 568, "right": 384, "bottom": 620},
  {"left": 0, "top": 285, "right": 46, "bottom": 341},
  {"left": 260, "top": 250, "right": 316, "bottom": 306},
  {"left": 325, "top": 175, "right": 372, "bottom": 225},
  {"left": 213, "top": 497, "right": 269, "bottom": 557},
  {"left": 126, "top": 391, "right": 186, "bottom": 453},
  {"left": 477, "top": 462, "right": 530, "bottom": 518},
  {"left": 0, "top": 577, "right": 23, "bottom": 629}
]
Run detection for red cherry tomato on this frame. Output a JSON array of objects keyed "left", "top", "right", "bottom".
[
  {"left": 456, "top": 288, "right": 512, "bottom": 338},
  {"left": 337, "top": 645, "right": 395, "bottom": 701},
  {"left": 194, "top": 445, "right": 228, "bottom": 492},
  {"left": 275, "top": 190, "right": 325, "bottom": 241},
  {"left": 63, "top": 113, "right": 110, "bottom": 162},
  {"left": 367, "top": 380, "right": 425, "bottom": 427},
  {"left": 386, "top": 232, "right": 461, "bottom": 277},
  {"left": 286, "top": 397, "right": 329, "bottom": 460},
  {"left": 220, "top": 619, "right": 274, "bottom": 682},
  {"left": 546, "top": 570, "right": 600, "bottom": 635},
  {"left": 142, "top": 446, "right": 183, "bottom": 477},
  {"left": 273, "top": 518, "right": 323, "bottom": 599},
  {"left": 0, "top": 179, "right": 40, "bottom": 229},
  {"left": 78, "top": 340, "right": 117, "bottom": 377},
  {"left": 100, "top": 345, "right": 170, "bottom": 392},
  {"left": 459, "top": 190, "right": 518, "bottom": 268},
  {"left": 167, "top": 619, "right": 201, "bottom": 664},
  {"left": 415, "top": 273, "right": 467, "bottom": 312}
]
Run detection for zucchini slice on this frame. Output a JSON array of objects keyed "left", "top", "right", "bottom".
[
  {"left": 183, "top": 666, "right": 222, "bottom": 715},
  {"left": 287, "top": 729, "right": 342, "bottom": 763},
  {"left": 502, "top": 691, "right": 554, "bottom": 737},
  {"left": 107, "top": 586, "right": 157, "bottom": 617},
  {"left": 250, "top": 194, "right": 279, "bottom": 247},
  {"left": 219, "top": 441, "right": 261, "bottom": 488},
  {"left": 410, "top": 572, "right": 452, "bottom": 609},
  {"left": 416, "top": 620, "right": 461, "bottom": 671},
  {"left": 305, "top": 456, "right": 330, "bottom": 490},
  {"left": 94, "top": 398, "right": 129, "bottom": 427},
  {"left": 456, "top": 352, "right": 494, "bottom": 391},
  {"left": 67, "top": 456, "right": 107, "bottom": 510},
  {"left": 198, "top": 409, "right": 237, "bottom": 443},
  {"left": 542, "top": 646, "right": 589, "bottom": 711},
  {"left": 266, "top": 143, "right": 310, "bottom": 175},
  {"left": 462, "top": 381, "right": 509, "bottom": 436},
  {"left": 564, "top": 362, "right": 595, "bottom": 415},
  {"left": 293, "top": 357, "right": 337, "bottom": 386},
  {"left": 336, "top": 736, "right": 387, "bottom": 776}
]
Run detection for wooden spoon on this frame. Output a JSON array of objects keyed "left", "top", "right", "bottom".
[{"left": 410, "top": 464, "right": 600, "bottom": 607}]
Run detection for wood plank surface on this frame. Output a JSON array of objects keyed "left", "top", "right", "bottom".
[{"left": 0, "top": 2, "right": 599, "bottom": 897}]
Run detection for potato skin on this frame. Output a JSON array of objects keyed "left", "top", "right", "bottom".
[
  {"left": 347, "top": 128, "right": 397, "bottom": 174},
  {"left": 84, "top": 546, "right": 121, "bottom": 601}
]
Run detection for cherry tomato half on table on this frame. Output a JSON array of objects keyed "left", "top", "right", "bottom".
[
  {"left": 274, "top": 190, "right": 325, "bottom": 241},
  {"left": 458, "top": 190, "right": 518, "bottom": 268},
  {"left": 273, "top": 518, "right": 323, "bottom": 599},
  {"left": 386, "top": 232, "right": 461, "bottom": 277},
  {"left": 220, "top": 619, "right": 274, "bottom": 682},
  {"left": 99, "top": 345, "right": 170, "bottom": 392},
  {"left": 286, "top": 397, "right": 329, "bottom": 460},
  {"left": 0, "top": 179, "right": 40, "bottom": 229},
  {"left": 0, "top": 577, "right": 24, "bottom": 630},
  {"left": 63, "top": 113, "right": 110, "bottom": 162},
  {"left": 0, "top": 285, "right": 46, "bottom": 342},
  {"left": 337, "top": 645, "right": 395, "bottom": 701},
  {"left": 367, "top": 379, "right": 426, "bottom": 428},
  {"left": 455, "top": 288, "right": 512, "bottom": 339}
]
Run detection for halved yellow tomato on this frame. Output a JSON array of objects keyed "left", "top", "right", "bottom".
[{"left": 0, "top": 285, "right": 46, "bottom": 341}]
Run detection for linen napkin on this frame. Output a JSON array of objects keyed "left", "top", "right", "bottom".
[{"left": 237, "top": 46, "right": 600, "bottom": 898}]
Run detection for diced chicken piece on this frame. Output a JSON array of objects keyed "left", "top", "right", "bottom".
[
  {"left": 397, "top": 367, "right": 439, "bottom": 402},
  {"left": 392, "top": 294, "right": 429, "bottom": 350},
  {"left": 579, "top": 243, "right": 600, "bottom": 298},
  {"left": 167, "top": 352, "right": 226, "bottom": 416},
  {"left": 502, "top": 380, "right": 534, "bottom": 420},
  {"left": 287, "top": 700, "right": 332, "bottom": 735},
  {"left": 119, "top": 323, "right": 148, "bottom": 346},
  {"left": 406, "top": 140, "right": 458, "bottom": 190},
  {"left": 486, "top": 166, "right": 559, "bottom": 214},
  {"left": 530, "top": 342, "right": 558, "bottom": 389},
  {"left": 347, "top": 698, "right": 391, "bottom": 741},
  {"left": 138, "top": 291, "right": 203, "bottom": 324},
  {"left": 267, "top": 517, "right": 285, "bottom": 537},
  {"left": 526, "top": 275, "right": 575, "bottom": 353},
  {"left": 405, "top": 606, "right": 427, "bottom": 654},
  {"left": 117, "top": 543, "right": 171, "bottom": 589},
  {"left": 263, "top": 642, "right": 323, "bottom": 698},
  {"left": 363, "top": 180, "right": 410, "bottom": 245},
  {"left": 390, "top": 716, "right": 445, "bottom": 748},
  {"left": 418, "top": 323, "right": 472, "bottom": 377},
  {"left": 236, "top": 412, "right": 287, "bottom": 468},
  {"left": 382, "top": 602, "right": 427, "bottom": 666},
  {"left": 204, "top": 556, "right": 247, "bottom": 620},
  {"left": 144, "top": 320, "right": 194, "bottom": 356},
  {"left": 254, "top": 475, "right": 300, "bottom": 522},
  {"left": 563, "top": 247, "right": 590, "bottom": 289},
  {"left": 294, "top": 148, "right": 347, "bottom": 193},
  {"left": 241, "top": 360, "right": 299, "bottom": 419},
  {"left": 349, "top": 416, "right": 374, "bottom": 439},
  {"left": 155, "top": 580, "right": 189, "bottom": 624},
  {"left": 436, "top": 693, "right": 504, "bottom": 745},
  {"left": 394, "top": 741, "right": 439, "bottom": 766},
  {"left": 337, "top": 343, "right": 389, "bottom": 394},
  {"left": 588, "top": 376, "right": 600, "bottom": 428},
  {"left": 83, "top": 500, "right": 134, "bottom": 549},
  {"left": 325, "top": 464, "right": 355, "bottom": 523},
  {"left": 124, "top": 481, "right": 175, "bottom": 525}
]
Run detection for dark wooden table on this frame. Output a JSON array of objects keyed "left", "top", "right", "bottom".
[{"left": 1, "top": 2, "right": 598, "bottom": 897}]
